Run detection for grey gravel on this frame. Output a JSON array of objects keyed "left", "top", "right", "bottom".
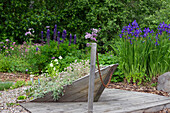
[{"left": 0, "top": 86, "right": 30, "bottom": 113}]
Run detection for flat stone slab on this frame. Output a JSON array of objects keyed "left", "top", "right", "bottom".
[{"left": 21, "top": 88, "right": 170, "bottom": 113}]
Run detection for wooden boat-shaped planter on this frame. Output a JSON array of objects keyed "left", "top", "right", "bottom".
[{"left": 31, "top": 64, "right": 118, "bottom": 102}]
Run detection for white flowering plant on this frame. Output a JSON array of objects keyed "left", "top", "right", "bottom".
[
  {"left": 45, "top": 56, "right": 62, "bottom": 78},
  {"left": 27, "top": 59, "right": 90, "bottom": 100}
]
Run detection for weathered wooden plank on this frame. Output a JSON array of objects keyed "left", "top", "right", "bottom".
[
  {"left": 57, "top": 76, "right": 106, "bottom": 102},
  {"left": 108, "top": 99, "right": 170, "bottom": 113},
  {"left": 94, "top": 64, "right": 118, "bottom": 101},
  {"left": 88, "top": 43, "right": 97, "bottom": 113},
  {"left": 57, "top": 74, "right": 107, "bottom": 101},
  {"left": 21, "top": 89, "right": 170, "bottom": 113}
]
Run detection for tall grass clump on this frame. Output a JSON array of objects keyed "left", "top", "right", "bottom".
[{"left": 115, "top": 20, "right": 170, "bottom": 85}]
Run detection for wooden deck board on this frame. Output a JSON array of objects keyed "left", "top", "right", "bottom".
[{"left": 21, "top": 88, "right": 170, "bottom": 113}]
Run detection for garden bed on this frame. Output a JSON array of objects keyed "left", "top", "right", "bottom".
[{"left": 108, "top": 82, "right": 169, "bottom": 97}]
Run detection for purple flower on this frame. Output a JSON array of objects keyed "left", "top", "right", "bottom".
[
  {"left": 93, "top": 33, "right": 97, "bottom": 37},
  {"left": 119, "top": 34, "right": 123, "bottom": 38},
  {"left": 41, "top": 31, "right": 43, "bottom": 43},
  {"left": 91, "top": 28, "right": 100, "bottom": 34},
  {"left": 86, "top": 43, "right": 90, "bottom": 47},
  {"left": 53, "top": 29, "right": 56, "bottom": 41},
  {"left": 69, "top": 34, "right": 72, "bottom": 46},
  {"left": 61, "top": 33, "right": 64, "bottom": 43},
  {"left": 25, "top": 31, "right": 32, "bottom": 36},
  {"left": 73, "top": 34, "right": 76, "bottom": 44},
  {"left": 54, "top": 24, "right": 57, "bottom": 30},
  {"left": 36, "top": 47, "right": 39, "bottom": 51},
  {"left": 53, "top": 25, "right": 57, "bottom": 41},
  {"left": 51, "top": 57, "right": 55, "bottom": 59},
  {"left": 26, "top": 69, "right": 28, "bottom": 72},
  {"left": 57, "top": 31, "right": 60, "bottom": 44},
  {"left": 150, "top": 29, "right": 154, "bottom": 33},
  {"left": 85, "top": 33, "right": 92, "bottom": 39},
  {"left": 5, "top": 39, "right": 9, "bottom": 42},
  {"left": 63, "top": 30, "right": 67, "bottom": 39},
  {"left": 12, "top": 42, "right": 16, "bottom": 45},
  {"left": 130, "top": 40, "right": 132, "bottom": 44},
  {"left": 85, "top": 28, "right": 100, "bottom": 42},
  {"left": 155, "top": 41, "right": 159, "bottom": 46},
  {"left": 143, "top": 33, "right": 147, "bottom": 38},
  {"left": 132, "top": 20, "right": 139, "bottom": 29},
  {"left": 47, "top": 29, "right": 50, "bottom": 45},
  {"left": 46, "top": 26, "right": 50, "bottom": 28},
  {"left": 93, "top": 38, "right": 97, "bottom": 42}
]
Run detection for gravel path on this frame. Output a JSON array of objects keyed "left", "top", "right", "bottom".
[{"left": 0, "top": 86, "right": 30, "bottom": 113}]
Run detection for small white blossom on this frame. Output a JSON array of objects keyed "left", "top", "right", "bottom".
[
  {"left": 50, "top": 63, "right": 53, "bottom": 67},
  {"left": 40, "top": 74, "right": 44, "bottom": 77},
  {"left": 54, "top": 59, "right": 58, "bottom": 62},
  {"left": 30, "top": 75, "right": 34, "bottom": 78},
  {"left": 59, "top": 56, "right": 62, "bottom": 59},
  {"left": 54, "top": 67, "right": 56, "bottom": 70}
]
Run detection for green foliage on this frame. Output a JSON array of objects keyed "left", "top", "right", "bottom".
[
  {"left": 0, "top": 39, "right": 83, "bottom": 74},
  {"left": 29, "top": 41, "right": 79, "bottom": 73},
  {"left": 0, "top": 54, "right": 11, "bottom": 72},
  {"left": 114, "top": 22, "right": 170, "bottom": 85},
  {"left": 143, "top": 0, "right": 170, "bottom": 30},
  {"left": 96, "top": 52, "right": 124, "bottom": 83},
  {"left": 1, "top": 0, "right": 166, "bottom": 53},
  {"left": 10, "top": 80, "right": 25, "bottom": 89},
  {"left": 151, "top": 82, "right": 157, "bottom": 87},
  {"left": 25, "top": 81, "right": 32, "bottom": 86},
  {"left": 17, "top": 95, "right": 26, "bottom": 100},
  {"left": 111, "top": 66, "right": 125, "bottom": 83},
  {"left": 0, "top": 81, "right": 13, "bottom": 91},
  {"left": 9, "top": 55, "right": 31, "bottom": 73},
  {"left": 97, "top": 52, "right": 118, "bottom": 66},
  {"left": 6, "top": 103, "right": 20, "bottom": 107}
]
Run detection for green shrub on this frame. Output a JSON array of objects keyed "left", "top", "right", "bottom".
[
  {"left": 96, "top": 52, "right": 124, "bottom": 83},
  {"left": 0, "top": 81, "right": 13, "bottom": 91},
  {"left": 6, "top": 103, "right": 20, "bottom": 107},
  {"left": 0, "top": 38, "right": 83, "bottom": 73},
  {"left": 0, "top": 54, "right": 11, "bottom": 72},
  {"left": 17, "top": 95, "right": 26, "bottom": 100},
  {"left": 1, "top": 0, "right": 166, "bottom": 53},
  {"left": 143, "top": 0, "right": 170, "bottom": 30},
  {"left": 10, "top": 80, "right": 25, "bottom": 89},
  {"left": 26, "top": 41, "right": 80, "bottom": 73},
  {"left": 97, "top": 52, "right": 118, "bottom": 66}
]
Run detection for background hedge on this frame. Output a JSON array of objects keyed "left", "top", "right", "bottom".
[{"left": 1, "top": 0, "right": 169, "bottom": 52}]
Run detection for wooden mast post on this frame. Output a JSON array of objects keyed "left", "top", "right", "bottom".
[{"left": 88, "top": 43, "right": 97, "bottom": 113}]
